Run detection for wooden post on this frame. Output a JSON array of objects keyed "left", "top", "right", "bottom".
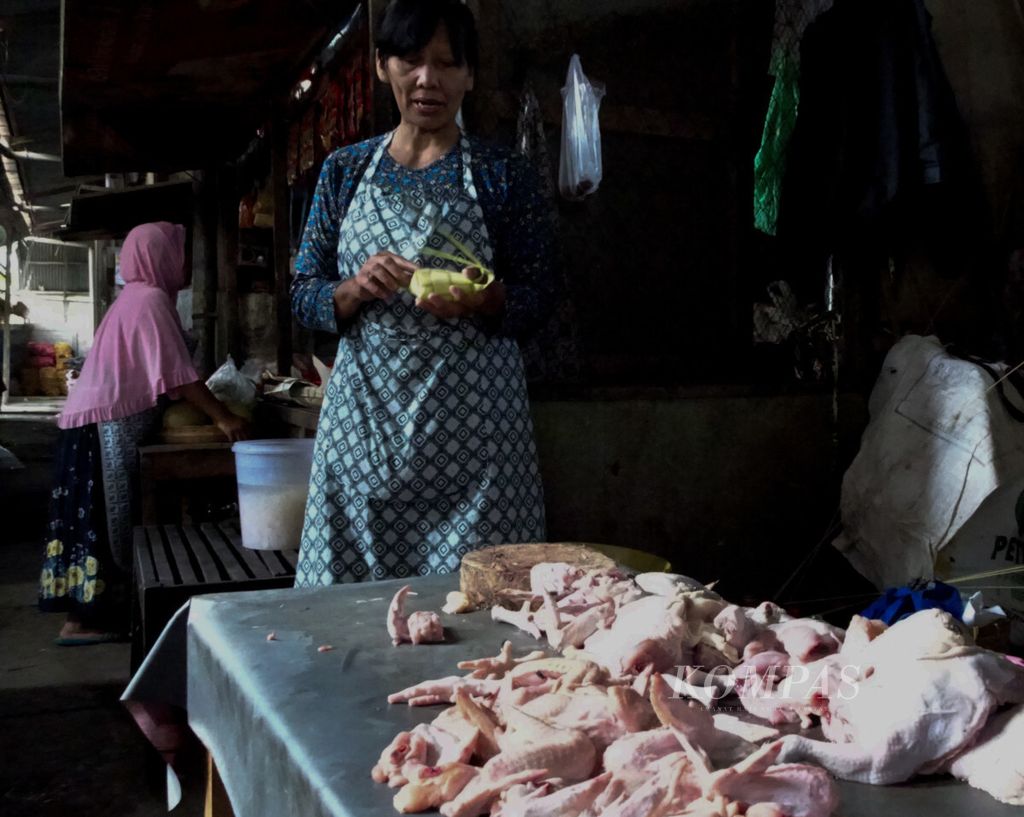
[
  {"left": 271, "top": 117, "right": 292, "bottom": 376},
  {"left": 204, "top": 752, "right": 236, "bottom": 817},
  {"left": 90, "top": 240, "right": 105, "bottom": 336},
  {"left": 216, "top": 166, "right": 240, "bottom": 364},
  {"left": 726, "top": 0, "right": 743, "bottom": 362},
  {"left": 191, "top": 172, "right": 219, "bottom": 375},
  {"left": 465, "top": 0, "right": 500, "bottom": 136},
  {"left": 367, "top": 0, "right": 395, "bottom": 133},
  {"left": 722, "top": 0, "right": 749, "bottom": 366},
  {"left": 2, "top": 239, "right": 10, "bottom": 408}
]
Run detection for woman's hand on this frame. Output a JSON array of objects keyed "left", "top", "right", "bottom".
[
  {"left": 176, "top": 381, "right": 251, "bottom": 442},
  {"left": 216, "top": 413, "right": 250, "bottom": 442},
  {"left": 416, "top": 267, "right": 506, "bottom": 320},
  {"left": 334, "top": 251, "right": 416, "bottom": 321}
]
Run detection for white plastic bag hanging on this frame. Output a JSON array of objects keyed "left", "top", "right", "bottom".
[
  {"left": 206, "top": 355, "right": 257, "bottom": 407},
  {"left": 558, "top": 54, "right": 605, "bottom": 201}
]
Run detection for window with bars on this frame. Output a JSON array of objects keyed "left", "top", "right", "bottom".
[{"left": 19, "top": 240, "right": 90, "bottom": 294}]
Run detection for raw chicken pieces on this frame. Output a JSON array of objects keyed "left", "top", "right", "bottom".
[
  {"left": 374, "top": 565, "right": 843, "bottom": 815},
  {"left": 374, "top": 562, "right": 1024, "bottom": 813},
  {"left": 388, "top": 585, "right": 444, "bottom": 646}
]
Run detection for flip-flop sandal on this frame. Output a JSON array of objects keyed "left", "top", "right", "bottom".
[{"left": 54, "top": 632, "right": 122, "bottom": 646}]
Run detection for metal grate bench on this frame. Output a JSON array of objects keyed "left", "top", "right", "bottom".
[{"left": 131, "top": 520, "right": 297, "bottom": 671}]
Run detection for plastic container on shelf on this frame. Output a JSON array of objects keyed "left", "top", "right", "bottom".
[
  {"left": 39, "top": 366, "right": 63, "bottom": 397},
  {"left": 232, "top": 439, "right": 315, "bottom": 551}
]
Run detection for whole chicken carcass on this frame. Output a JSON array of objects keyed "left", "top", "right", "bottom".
[
  {"left": 947, "top": 702, "right": 1024, "bottom": 805},
  {"left": 777, "top": 610, "right": 1024, "bottom": 786},
  {"left": 582, "top": 594, "right": 698, "bottom": 676}
]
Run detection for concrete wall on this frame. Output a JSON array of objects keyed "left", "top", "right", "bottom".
[
  {"left": 500, "top": 0, "right": 686, "bottom": 35},
  {"left": 927, "top": 0, "right": 1024, "bottom": 237},
  {"left": 466, "top": 0, "right": 769, "bottom": 383},
  {"left": 532, "top": 390, "right": 864, "bottom": 598}
]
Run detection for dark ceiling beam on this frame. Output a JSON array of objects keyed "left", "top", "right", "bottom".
[
  {"left": 24, "top": 182, "right": 84, "bottom": 198},
  {"left": 60, "top": 0, "right": 357, "bottom": 175},
  {"left": 0, "top": 140, "right": 61, "bottom": 163},
  {"left": 58, "top": 180, "right": 194, "bottom": 241},
  {"left": 0, "top": 90, "right": 31, "bottom": 233}
]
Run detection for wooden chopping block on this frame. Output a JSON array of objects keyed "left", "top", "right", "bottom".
[{"left": 460, "top": 542, "right": 616, "bottom": 609}]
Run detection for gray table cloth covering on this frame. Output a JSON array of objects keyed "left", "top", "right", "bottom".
[{"left": 124, "top": 575, "right": 1022, "bottom": 817}]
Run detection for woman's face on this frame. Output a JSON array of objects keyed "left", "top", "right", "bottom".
[{"left": 377, "top": 23, "right": 474, "bottom": 132}]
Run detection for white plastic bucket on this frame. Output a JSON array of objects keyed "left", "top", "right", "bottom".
[{"left": 232, "top": 439, "right": 315, "bottom": 551}]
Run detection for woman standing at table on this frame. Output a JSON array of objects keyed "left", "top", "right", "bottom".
[
  {"left": 39, "top": 222, "right": 248, "bottom": 644},
  {"left": 290, "top": 0, "right": 558, "bottom": 584}
]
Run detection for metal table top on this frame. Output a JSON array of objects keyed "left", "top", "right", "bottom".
[{"left": 142, "top": 574, "right": 1021, "bottom": 817}]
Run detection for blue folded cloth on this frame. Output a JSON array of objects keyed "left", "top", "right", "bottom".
[{"left": 860, "top": 580, "right": 964, "bottom": 625}]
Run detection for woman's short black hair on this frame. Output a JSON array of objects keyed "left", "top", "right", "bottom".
[{"left": 376, "top": 0, "right": 479, "bottom": 72}]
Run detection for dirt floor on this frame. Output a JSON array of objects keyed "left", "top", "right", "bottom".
[{"left": 0, "top": 414, "right": 204, "bottom": 817}]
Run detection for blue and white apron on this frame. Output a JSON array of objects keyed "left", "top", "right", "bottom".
[{"left": 295, "top": 133, "right": 546, "bottom": 584}]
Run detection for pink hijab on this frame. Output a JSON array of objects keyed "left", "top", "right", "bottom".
[{"left": 58, "top": 222, "right": 200, "bottom": 429}]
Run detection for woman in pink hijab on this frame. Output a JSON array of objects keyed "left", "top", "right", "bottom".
[{"left": 39, "top": 222, "right": 248, "bottom": 644}]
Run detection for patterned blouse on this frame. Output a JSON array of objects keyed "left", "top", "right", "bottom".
[{"left": 291, "top": 134, "right": 560, "bottom": 340}]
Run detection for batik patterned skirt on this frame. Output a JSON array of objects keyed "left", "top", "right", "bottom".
[
  {"left": 38, "top": 424, "right": 122, "bottom": 625},
  {"left": 38, "top": 407, "right": 160, "bottom": 625}
]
